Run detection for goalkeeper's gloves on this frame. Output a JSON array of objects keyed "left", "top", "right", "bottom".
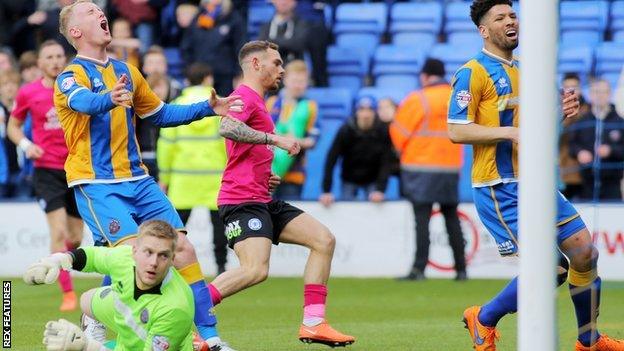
[
  {"left": 23, "top": 252, "right": 72, "bottom": 285},
  {"left": 43, "top": 319, "right": 105, "bottom": 351}
]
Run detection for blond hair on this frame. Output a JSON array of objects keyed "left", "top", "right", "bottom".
[
  {"left": 137, "top": 220, "right": 178, "bottom": 250},
  {"left": 59, "top": 0, "right": 93, "bottom": 48},
  {"left": 285, "top": 60, "right": 308, "bottom": 76}
]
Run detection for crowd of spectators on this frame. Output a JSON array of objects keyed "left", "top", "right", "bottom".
[{"left": 0, "top": 0, "right": 623, "bottom": 204}]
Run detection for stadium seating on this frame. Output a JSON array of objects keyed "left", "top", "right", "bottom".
[
  {"left": 301, "top": 119, "right": 344, "bottom": 200},
  {"left": 305, "top": 87, "right": 353, "bottom": 120},
  {"left": 611, "top": 1, "right": 624, "bottom": 41},
  {"left": 392, "top": 32, "right": 437, "bottom": 52},
  {"left": 558, "top": 46, "right": 595, "bottom": 77},
  {"left": 163, "top": 47, "right": 184, "bottom": 82},
  {"left": 446, "top": 32, "right": 483, "bottom": 52},
  {"left": 247, "top": 4, "right": 275, "bottom": 39},
  {"left": 429, "top": 44, "right": 476, "bottom": 80},
  {"left": 333, "top": 3, "right": 388, "bottom": 35},
  {"left": 444, "top": 2, "right": 474, "bottom": 35},
  {"left": 335, "top": 33, "right": 380, "bottom": 57},
  {"left": 560, "top": 1, "right": 609, "bottom": 33},
  {"left": 595, "top": 42, "right": 624, "bottom": 82},
  {"left": 372, "top": 45, "right": 426, "bottom": 78},
  {"left": 327, "top": 45, "right": 370, "bottom": 95},
  {"left": 357, "top": 86, "right": 409, "bottom": 105},
  {"left": 389, "top": 2, "right": 443, "bottom": 35},
  {"left": 560, "top": 30, "right": 603, "bottom": 48}
]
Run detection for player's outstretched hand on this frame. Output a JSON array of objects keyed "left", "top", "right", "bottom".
[
  {"left": 271, "top": 134, "right": 301, "bottom": 156},
  {"left": 111, "top": 74, "right": 132, "bottom": 108},
  {"left": 43, "top": 319, "right": 89, "bottom": 351},
  {"left": 23, "top": 253, "right": 72, "bottom": 285},
  {"left": 209, "top": 89, "right": 243, "bottom": 116},
  {"left": 268, "top": 174, "right": 281, "bottom": 193},
  {"left": 562, "top": 89, "right": 580, "bottom": 119}
]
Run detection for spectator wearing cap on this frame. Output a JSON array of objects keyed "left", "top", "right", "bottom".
[
  {"left": 390, "top": 58, "right": 466, "bottom": 281},
  {"left": 319, "top": 96, "right": 394, "bottom": 206}
]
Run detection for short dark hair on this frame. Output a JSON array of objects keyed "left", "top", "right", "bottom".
[
  {"left": 185, "top": 62, "right": 213, "bottom": 86},
  {"left": 37, "top": 40, "right": 64, "bottom": 57},
  {"left": 421, "top": 58, "right": 445, "bottom": 77},
  {"left": 470, "top": 0, "right": 513, "bottom": 26},
  {"left": 562, "top": 72, "right": 580, "bottom": 83},
  {"left": 238, "top": 40, "right": 279, "bottom": 66}
]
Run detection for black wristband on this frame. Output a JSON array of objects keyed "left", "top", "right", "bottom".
[{"left": 70, "top": 248, "right": 87, "bottom": 271}]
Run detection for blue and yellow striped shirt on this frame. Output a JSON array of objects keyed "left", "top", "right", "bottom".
[
  {"left": 54, "top": 55, "right": 214, "bottom": 186},
  {"left": 448, "top": 49, "right": 520, "bottom": 187}
]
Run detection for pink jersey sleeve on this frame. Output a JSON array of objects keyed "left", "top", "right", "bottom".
[
  {"left": 11, "top": 86, "right": 29, "bottom": 121},
  {"left": 228, "top": 95, "right": 255, "bottom": 123}
]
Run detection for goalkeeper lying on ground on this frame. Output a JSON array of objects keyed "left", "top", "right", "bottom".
[{"left": 24, "top": 220, "right": 195, "bottom": 351}]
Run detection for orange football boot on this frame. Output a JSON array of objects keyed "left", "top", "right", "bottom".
[
  {"left": 575, "top": 335, "right": 624, "bottom": 351},
  {"left": 463, "top": 306, "right": 500, "bottom": 351},
  {"left": 59, "top": 291, "right": 77, "bottom": 312},
  {"left": 299, "top": 320, "right": 355, "bottom": 347}
]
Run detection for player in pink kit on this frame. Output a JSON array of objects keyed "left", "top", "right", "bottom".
[
  {"left": 7, "top": 40, "right": 83, "bottom": 312},
  {"left": 208, "top": 40, "right": 355, "bottom": 347}
]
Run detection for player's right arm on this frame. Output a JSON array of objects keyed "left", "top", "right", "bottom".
[
  {"left": 447, "top": 66, "right": 518, "bottom": 145},
  {"left": 7, "top": 86, "right": 44, "bottom": 159},
  {"left": 219, "top": 112, "right": 301, "bottom": 156},
  {"left": 55, "top": 68, "right": 123, "bottom": 115},
  {"left": 23, "top": 247, "right": 114, "bottom": 285}
]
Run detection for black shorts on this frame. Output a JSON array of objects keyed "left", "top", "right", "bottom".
[
  {"left": 33, "top": 168, "right": 81, "bottom": 218},
  {"left": 218, "top": 200, "right": 304, "bottom": 248}
]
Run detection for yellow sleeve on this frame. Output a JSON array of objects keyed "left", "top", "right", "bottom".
[
  {"left": 448, "top": 62, "right": 483, "bottom": 124},
  {"left": 128, "top": 64, "right": 164, "bottom": 118}
]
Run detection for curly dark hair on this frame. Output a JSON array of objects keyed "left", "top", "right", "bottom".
[{"left": 470, "top": 0, "right": 513, "bottom": 26}]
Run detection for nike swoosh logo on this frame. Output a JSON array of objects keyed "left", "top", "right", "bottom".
[
  {"left": 303, "top": 328, "right": 318, "bottom": 335},
  {"left": 474, "top": 319, "right": 485, "bottom": 345}
]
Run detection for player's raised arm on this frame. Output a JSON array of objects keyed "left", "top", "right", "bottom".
[{"left": 130, "top": 65, "right": 243, "bottom": 128}]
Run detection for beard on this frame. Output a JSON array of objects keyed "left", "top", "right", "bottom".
[{"left": 493, "top": 33, "right": 519, "bottom": 51}]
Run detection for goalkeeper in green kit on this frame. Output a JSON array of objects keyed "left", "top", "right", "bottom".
[{"left": 24, "top": 220, "right": 195, "bottom": 351}]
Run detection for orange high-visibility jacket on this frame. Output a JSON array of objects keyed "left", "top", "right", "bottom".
[{"left": 390, "top": 82, "right": 462, "bottom": 172}]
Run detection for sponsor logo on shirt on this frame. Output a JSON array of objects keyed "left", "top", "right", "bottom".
[
  {"left": 456, "top": 90, "right": 472, "bottom": 109},
  {"left": 140, "top": 308, "right": 149, "bottom": 323},
  {"left": 498, "top": 77, "right": 508, "bottom": 89}
]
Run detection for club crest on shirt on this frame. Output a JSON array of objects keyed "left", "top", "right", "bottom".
[
  {"left": 456, "top": 90, "right": 472, "bottom": 109},
  {"left": 61, "top": 77, "right": 75, "bottom": 91},
  {"left": 109, "top": 219, "right": 121, "bottom": 234},
  {"left": 93, "top": 77, "right": 103, "bottom": 88}
]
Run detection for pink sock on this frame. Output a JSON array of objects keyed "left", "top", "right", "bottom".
[
  {"left": 303, "top": 284, "right": 327, "bottom": 326},
  {"left": 58, "top": 269, "right": 73, "bottom": 293},
  {"left": 208, "top": 283, "right": 222, "bottom": 305}
]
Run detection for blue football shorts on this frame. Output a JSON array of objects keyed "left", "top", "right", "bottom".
[
  {"left": 473, "top": 182, "right": 586, "bottom": 256},
  {"left": 74, "top": 177, "right": 183, "bottom": 246}
]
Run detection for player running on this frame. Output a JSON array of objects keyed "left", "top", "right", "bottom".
[
  {"left": 448, "top": 1, "right": 624, "bottom": 350},
  {"left": 201, "top": 40, "right": 355, "bottom": 347},
  {"left": 7, "top": 39, "right": 84, "bottom": 312},
  {"left": 53, "top": 1, "right": 242, "bottom": 349},
  {"left": 25, "top": 220, "right": 196, "bottom": 351}
]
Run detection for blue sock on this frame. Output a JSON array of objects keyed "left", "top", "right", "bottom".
[
  {"left": 189, "top": 281, "right": 219, "bottom": 340},
  {"left": 570, "top": 277, "right": 601, "bottom": 347},
  {"left": 101, "top": 275, "right": 111, "bottom": 286},
  {"left": 478, "top": 277, "right": 518, "bottom": 327}
]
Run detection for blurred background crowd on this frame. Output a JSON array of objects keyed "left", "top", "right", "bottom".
[{"left": 1, "top": 0, "right": 624, "bottom": 205}]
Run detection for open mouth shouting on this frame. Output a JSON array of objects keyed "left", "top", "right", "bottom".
[
  {"left": 505, "top": 28, "right": 518, "bottom": 40},
  {"left": 100, "top": 19, "right": 109, "bottom": 34}
]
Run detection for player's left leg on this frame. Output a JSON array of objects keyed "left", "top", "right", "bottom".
[
  {"left": 131, "top": 177, "right": 227, "bottom": 349},
  {"left": 277, "top": 210, "right": 355, "bottom": 347},
  {"left": 556, "top": 192, "right": 624, "bottom": 350},
  {"left": 210, "top": 210, "right": 228, "bottom": 275}
]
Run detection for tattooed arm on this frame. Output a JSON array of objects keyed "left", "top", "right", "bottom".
[{"left": 220, "top": 115, "right": 302, "bottom": 156}]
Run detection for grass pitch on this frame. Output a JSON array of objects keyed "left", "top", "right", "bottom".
[{"left": 6, "top": 277, "right": 624, "bottom": 350}]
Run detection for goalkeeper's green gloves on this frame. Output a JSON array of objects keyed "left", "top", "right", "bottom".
[{"left": 23, "top": 252, "right": 72, "bottom": 285}]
